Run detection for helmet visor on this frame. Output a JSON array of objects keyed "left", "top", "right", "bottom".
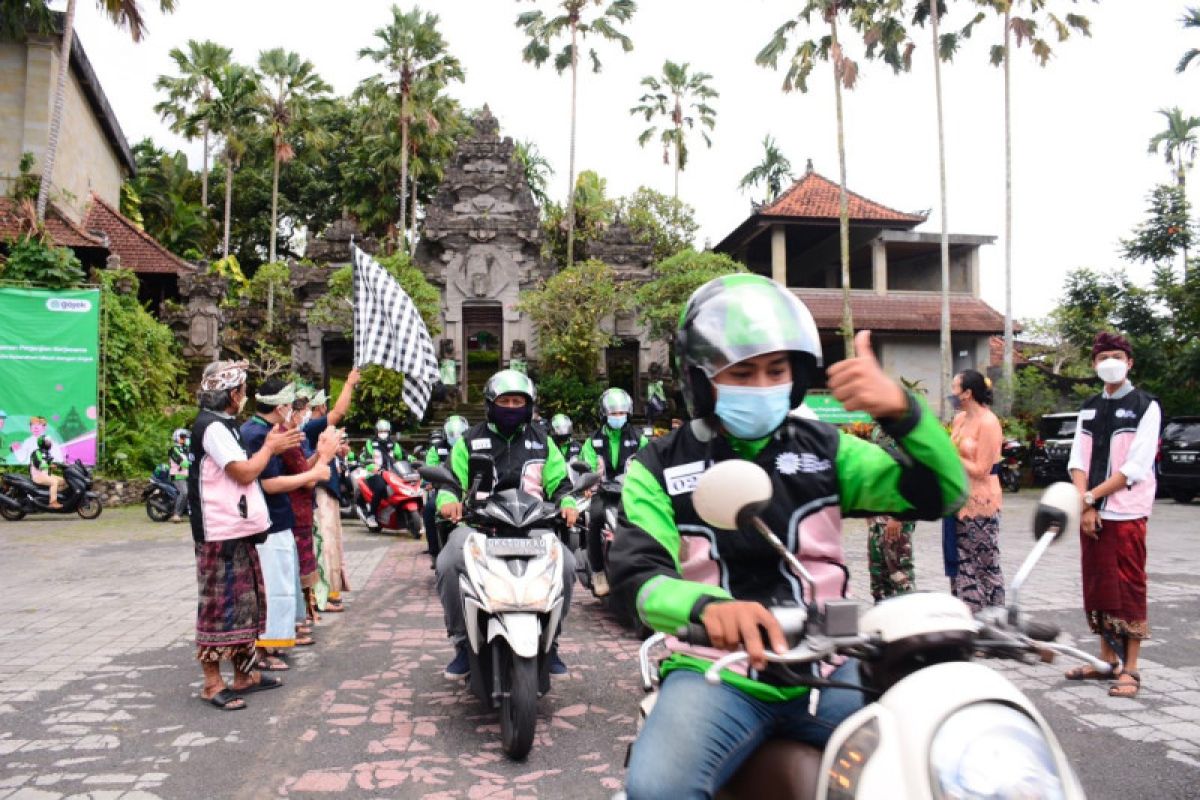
[{"left": 681, "top": 274, "right": 823, "bottom": 378}]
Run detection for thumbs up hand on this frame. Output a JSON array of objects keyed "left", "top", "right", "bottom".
[{"left": 826, "top": 331, "right": 909, "bottom": 420}]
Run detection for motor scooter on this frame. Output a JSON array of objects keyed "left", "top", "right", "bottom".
[
  {"left": 354, "top": 460, "right": 425, "bottom": 536},
  {"left": 143, "top": 464, "right": 186, "bottom": 522},
  {"left": 0, "top": 460, "right": 102, "bottom": 521},
  {"left": 625, "top": 461, "right": 1101, "bottom": 800},
  {"left": 1000, "top": 438, "right": 1026, "bottom": 493},
  {"left": 421, "top": 453, "right": 600, "bottom": 760}
]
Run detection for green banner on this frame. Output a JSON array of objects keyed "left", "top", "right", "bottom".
[
  {"left": 803, "top": 392, "right": 872, "bottom": 424},
  {"left": 0, "top": 287, "right": 100, "bottom": 466}
]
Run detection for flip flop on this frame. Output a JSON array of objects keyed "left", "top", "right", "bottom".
[
  {"left": 1064, "top": 663, "right": 1118, "bottom": 681},
  {"left": 295, "top": 635, "right": 316, "bottom": 646},
  {"left": 256, "top": 655, "right": 290, "bottom": 671},
  {"left": 323, "top": 603, "right": 345, "bottom": 613},
  {"left": 202, "top": 688, "right": 247, "bottom": 710},
  {"left": 233, "top": 675, "right": 283, "bottom": 695}
]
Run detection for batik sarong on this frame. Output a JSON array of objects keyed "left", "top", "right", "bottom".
[
  {"left": 1082, "top": 517, "right": 1149, "bottom": 639},
  {"left": 195, "top": 539, "right": 265, "bottom": 672},
  {"left": 951, "top": 514, "right": 1005, "bottom": 613}
]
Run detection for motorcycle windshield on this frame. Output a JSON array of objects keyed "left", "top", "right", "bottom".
[{"left": 482, "top": 489, "right": 554, "bottom": 531}]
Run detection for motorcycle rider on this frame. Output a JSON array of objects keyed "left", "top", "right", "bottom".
[
  {"left": 434, "top": 370, "right": 579, "bottom": 679},
  {"left": 550, "top": 414, "right": 583, "bottom": 462},
  {"left": 422, "top": 415, "right": 469, "bottom": 562},
  {"left": 579, "top": 388, "right": 648, "bottom": 597},
  {"left": 608, "top": 274, "right": 968, "bottom": 800},
  {"left": 168, "top": 428, "right": 192, "bottom": 523},
  {"left": 29, "top": 435, "right": 65, "bottom": 509},
  {"left": 361, "top": 419, "right": 405, "bottom": 527}
]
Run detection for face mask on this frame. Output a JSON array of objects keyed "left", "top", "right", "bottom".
[
  {"left": 715, "top": 383, "right": 793, "bottom": 440},
  {"left": 490, "top": 404, "right": 528, "bottom": 435},
  {"left": 282, "top": 407, "right": 294, "bottom": 425},
  {"left": 607, "top": 415, "right": 627, "bottom": 430},
  {"left": 236, "top": 394, "right": 247, "bottom": 413},
  {"left": 948, "top": 394, "right": 962, "bottom": 412},
  {"left": 1096, "top": 358, "right": 1128, "bottom": 384},
  {"left": 300, "top": 411, "right": 312, "bottom": 427}
]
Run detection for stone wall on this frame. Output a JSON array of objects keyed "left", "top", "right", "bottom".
[{"left": 94, "top": 477, "right": 149, "bottom": 508}]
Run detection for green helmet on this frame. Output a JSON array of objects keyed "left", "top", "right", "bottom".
[
  {"left": 550, "top": 413, "right": 573, "bottom": 437},
  {"left": 443, "top": 415, "right": 469, "bottom": 445},
  {"left": 483, "top": 369, "right": 537, "bottom": 404},
  {"left": 676, "top": 273, "right": 822, "bottom": 417},
  {"left": 599, "top": 387, "right": 633, "bottom": 416}
]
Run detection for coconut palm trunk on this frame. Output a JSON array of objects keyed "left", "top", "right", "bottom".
[
  {"left": 200, "top": 121, "right": 210, "bottom": 210},
  {"left": 269, "top": 141, "right": 281, "bottom": 264},
  {"left": 565, "top": 18, "right": 579, "bottom": 268},
  {"left": 933, "top": 0, "right": 953, "bottom": 420},
  {"left": 35, "top": 0, "right": 76, "bottom": 222},
  {"left": 409, "top": 169, "right": 419, "bottom": 258},
  {"left": 831, "top": 14, "right": 854, "bottom": 354},
  {"left": 399, "top": 86, "right": 410, "bottom": 254},
  {"left": 672, "top": 96, "right": 682, "bottom": 200},
  {"left": 222, "top": 152, "right": 234, "bottom": 258},
  {"left": 1001, "top": 9, "right": 1014, "bottom": 414}
]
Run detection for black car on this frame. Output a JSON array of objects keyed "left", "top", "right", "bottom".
[
  {"left": 1032, "top": 412, "right": 1078, "bottom": 486},
  {"left": 1159, "top": 416, "right": 1200, "bottom": 504}
]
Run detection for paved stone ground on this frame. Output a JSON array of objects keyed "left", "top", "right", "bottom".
[{"left": 0, "top": 494, "right": 1197, "bottom": 799}]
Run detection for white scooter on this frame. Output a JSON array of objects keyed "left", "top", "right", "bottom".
[
  {"left": 627, "top": 461, "right": 1108, "bottom": 800},
  {"left": 420, "top": 454, "right": 600, "bottom": 760}
]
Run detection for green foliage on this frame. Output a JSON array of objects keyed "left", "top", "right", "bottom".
[
  {"left": 541, "top": 171, "right": 617, "bottom": 266},
  {"left": 0, "top": 235, "right": 86, "bottom": 288},
  {"left": 633, "top": 249, "right": 745, "bottom": 342},
  {"left": 209, "top": 254, "right": 248, "bottom": 292},
  {"left": 102, "top": 408, "right": 194, "bottom": 480},
  {"left": 99, "top": 269, "right": 188, "bottom": 476},
  {"left": 514, "top": 139, "right": 555, "bottom": 208},
  {"left": 308, "top": 251, "right": 440, "bottom": 335},
  {"left": 123, "top": 138, "right": 217, "bottom": 258},
  {"left": 739, "top": 134, "right": 794, "bottom": 204},
  {"left": 519, "top": 259, "right": 626, "bottom": 379},
  {"left": 343, "top": 365, "right": 412, "bottom": 432},
  {"left": 618, "top": 187, "right": 699, "bottom": 263},
  {"left": 12, "top": 152, "right": 40, "bottom": 202},
  {"left": 1120, "top": 184, "right": 1194, "bottom": 266},
  {"left": 536, "top": 373, "right": 606, "bottom": 423}
]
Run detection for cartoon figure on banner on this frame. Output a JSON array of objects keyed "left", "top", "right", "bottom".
[{"left": 9, "top": 415, "right": 64, "bottom": 463}]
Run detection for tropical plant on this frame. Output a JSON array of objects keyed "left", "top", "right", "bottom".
[
  {"left": 633, "top": 248, "right": 744, "bottom": 342},
  {"left": 403, "top": 78, "right": 468, "bottom": 256},
  {"left": 541, "top": 170, "right": 618, "bottom": 264},
  {"left": 516, "top": 0, "right": 637, "bottom": 268},
  {"left": 256, "top": 48, "right": 332, "bottom": 265},
  {"left": 359, "top": 6, "right": 464, "bottom": 253},
  {"left": 1177, "top": 6, "right": 1200, "bottom": 73},
  {"left": 0, "top": 234, "right": 86, "bottom": 288},
  {"left": 518, "top": 259, "right": 627, "bottom": 379},
  {"left": 757, "top": 0, "right": 911, "bottom": 354},
  {"left": 514, "top": 139, "right": 555, "bottom": 207},
  {"left": 1120, "top": 183, "right": 1194, "bottom": 274},
  {"left": 629, "top": 60, "right": 718, "bottom": 200},
  {"left": 35, "top": 0, "right": 178, "bottom": 221},
  {"left": 153, "top": 39, "right": 232, "bottom": 210},
  {"left": 1148, "top": 106, "right": 1200, "bottom": 189},
  {"left": 738, "top": 135, "right": 795, "bottom": 205},
  {"left": 975, "top": 0, "right": 1092, "bottom": 412},
  {"left": 197, "top": 62, "right": 262, "bottom": 258},
  {"left": 617, "top": 186, "right": 699, "bottom": 263},
  {"left": 123, "top": 138, "right": 216, "bottom": 258}
]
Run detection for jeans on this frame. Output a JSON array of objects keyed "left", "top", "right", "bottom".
[
  {"left": 435, "top": 525, "right": 575, "bottom": 647},
  {"left": 625, "top": 660, "right": 865, "bottom": 800},
  {"left": 173, "top": 480, "right": 189, "bottom": 517},
  {"left": 423, "top": 491, "right": 441, "bottom": 559}
]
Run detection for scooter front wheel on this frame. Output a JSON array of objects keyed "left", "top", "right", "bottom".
[
  {"left": 405, "top": 508, "right": 423, "bottom": 540},
  {"left": 77, "top": 496, "right": 102, "bottom": 520},
  {"left": 146, "top": 493, "right": 171, "bottom": 522},
  {"left": 498, "top": 642, "right": 538, "bottom": 760}
]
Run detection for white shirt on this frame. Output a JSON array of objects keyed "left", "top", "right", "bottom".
[
  {"left": 1067, "top": 381, "right": 1161, "bottom": 520},
  {"left": 203, "top": 416, "right": 248, "bottom": 470}
]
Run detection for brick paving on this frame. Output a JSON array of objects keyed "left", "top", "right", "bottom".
[{"left": 0, "top": 494, "right": 1197, "bottom": 798}]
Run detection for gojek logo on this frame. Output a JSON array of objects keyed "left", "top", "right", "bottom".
[{"left": 46, "top": 297, "right": 92, "bottom": 313}]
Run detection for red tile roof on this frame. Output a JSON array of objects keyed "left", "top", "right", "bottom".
[
  {"left": 83, "top": 193, "right": 195, "bottom": 275},
  {"left": 762, "top": 169, "right": 926, "bottom": 225},
  {"left": 0, "top": 197, "right": 106, "bottom": 249},
  {"left": 795, "top": 290, "right": 1006, "bottom": 334}
]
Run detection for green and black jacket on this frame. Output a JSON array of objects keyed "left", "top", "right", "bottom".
[
  {"left": 580, "top": 425, "right": 648, "bottom": 479},
  {"left": 435, "top": 421, "right": 576, "bottom": 512},
  {"left": 607, "top": 393, "right": 967, "bottom": 702}
]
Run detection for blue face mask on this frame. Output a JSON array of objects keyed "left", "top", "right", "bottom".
[
  {"left": 715, "top": 383, "right": 793, "bottom": 440},
  {"left": 948, "top": 394, "right": 962, "bottom": 412},
  {"left": 606, "top": 415, "right": 627, "bottom": 430}
]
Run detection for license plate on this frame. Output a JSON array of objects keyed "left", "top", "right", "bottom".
[
  {"left": 1172, "top": 452, "right": 1197, "bottom": 464},
  {"left": 485, "top": 537, "right": 547, "bottom": 558}
]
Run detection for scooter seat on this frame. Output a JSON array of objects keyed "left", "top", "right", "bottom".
[
  {"left": 4, "top": 475, "right": 43, "bottom": 493},
  {"left": 717, "top": 739, "right": 822, "bottom": 800}
]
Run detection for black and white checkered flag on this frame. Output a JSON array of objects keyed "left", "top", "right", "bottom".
[{"left": 352, "top": 244, "right": 440, "bottom": 418}]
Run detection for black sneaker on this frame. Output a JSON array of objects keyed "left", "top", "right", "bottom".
[
  {"left": 444, "top": 645, "right": 470, "bottom": 680},
  {"left": 548, "top": 646, "right": 568, "bottom": 676}
]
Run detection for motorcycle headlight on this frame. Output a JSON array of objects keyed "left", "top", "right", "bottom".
[{"left": 930, "top": 703, "right": 1065, "bottom": 800}]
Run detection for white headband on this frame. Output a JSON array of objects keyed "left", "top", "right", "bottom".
[{"left": 256, "top": 382, "right": 297, "bottom": 406}]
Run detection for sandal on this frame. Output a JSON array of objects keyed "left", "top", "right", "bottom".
[
  {"left": 257, "top": 655, "right": 290, "bottom": 671},
  {"left": 201, "top": 688, "right": 246, "bottom": 711},
  {"left": 1065, "top": 663, "right": 1118, "bottom": 681},
  {"left": 1109, "top": 671, "right": 1141, "bottom": 698},
  {"left": 323, "top": 602, "right": 345, "bottom": 613},
  {"left": 295, "top": 635, "right": 316, "bottom": 646},
  {"left": 232, "top": 674, "right": 283, "bottom": 695}
]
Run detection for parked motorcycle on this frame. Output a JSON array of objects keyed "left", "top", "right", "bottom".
[
  {"left": 0, "top": 460, "right": 102, "bottom": 521},
  {"left": 1000, "top": 438, "right": 1026, "bottom": 493},
  {"left": 143, "top": 464, "right": 185, "bottom": 522},
  {"left": 627, "top": 461, "right": 1097, "bottom": 800},
  {"left": 420, "top": 453, "right": 600, "bottom": 760},
  {"left": 354, "top": 460, "right": 424, "bottom": 536}
]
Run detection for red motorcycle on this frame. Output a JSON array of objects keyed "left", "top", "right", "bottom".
[{"left": 353, "top": 460, "right": 424, "bottom": 537}]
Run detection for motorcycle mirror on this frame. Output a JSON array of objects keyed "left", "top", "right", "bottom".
[
  {"left": 417, "top": 465, "right": 459, "bottom": 489},
  {"left": 693, "top": 460, "right": 773, "bottom": 531},
  {"left": 1032, "top": 482, "right": 1080, "bottom": 542},
  {"left": 574, "top": 471, "right": 601, "bottom": 493},
  {"left": 568, "top": 460, "right": 590, "bottom": 475}
]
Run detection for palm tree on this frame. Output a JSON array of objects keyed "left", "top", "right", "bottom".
[
  {"left": 153, "top": 40, "right": 232, "bottom": 211},
  {"left": 197, "top": 63, "right": 261, "bottom": 259},
  {"left": 1177, "top": 6, "right": 1200, "bottom": 74},
  {"left": 257, "top": 48, "right": 332, "bottom": 265},
  {"left": 978, "top": 0, "right": 1092, "bottom": 413},
  {"left": 514, "top": 139, "right": 556, "bottom": 207},
  {"left": 359, "top": 6, "right": 464, "bottom": 254},
  {"left": 516, "top": 0, "right": 637, "bottom": 268},
  {"left": 629, "top": 60, "right": 718, "bottom": 200},
  {"left": 738, "top": 135, "right": 795, "bottom": 205},
  {"left": 404, "top": 82, "right": 464, "bottom": 256},
  {"left": 757, "top": 0, "right": 910, "bottom": 353},
  {"left": 1149, "top": 107, "right": 1200, "bottom": 189},
  {"left": 36, "top": 0, "right": 178, "bottom": 221}
]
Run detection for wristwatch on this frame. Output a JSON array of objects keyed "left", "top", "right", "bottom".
[{"left": 1083, "top": 491, "right": 1096, "bottom": 508}]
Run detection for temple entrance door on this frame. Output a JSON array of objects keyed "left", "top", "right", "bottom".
[
  {"left": 463, "top": 304, "right": 504, "bottom": 405},
  {"left": 605, "top": 340, "right": 641, "bottom": 412}
]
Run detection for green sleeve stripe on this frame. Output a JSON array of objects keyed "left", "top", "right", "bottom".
[
  {"left": 623, "top": 460, "right": 681, "bottom": 571},
  {"left": 543, "top": 437, "right": 568, "bottom": 505},
  {"left": 635, "top": 575, "right": 732, "bottom": 632},
  {"left": 580, "top": 438, "right": 599, "bottom": 472}
]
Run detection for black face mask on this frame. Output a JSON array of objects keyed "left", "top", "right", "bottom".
[{"left": 489, "top": 404, "right": 529, "bottom": 435}]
